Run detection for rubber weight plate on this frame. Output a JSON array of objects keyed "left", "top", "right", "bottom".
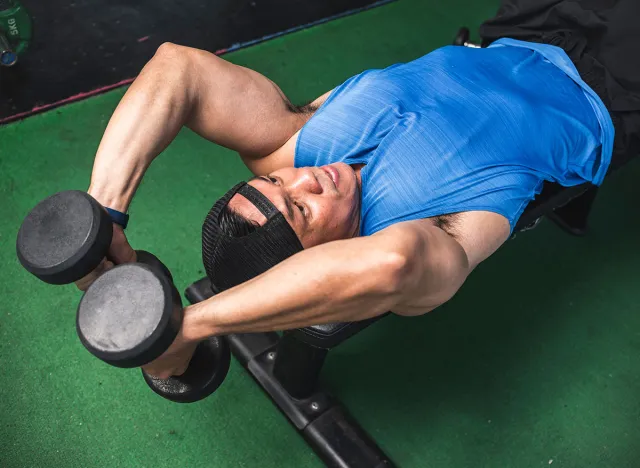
[
  {"left": 76, "top": 263, "right": 182, "bottom": 368},
  {"left": 142, "top": 336, "right": 231, "bottom": 403},
  {"left": 16, "top": 191, "right": 112, "bottom": 284}
]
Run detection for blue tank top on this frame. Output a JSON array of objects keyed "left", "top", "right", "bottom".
[{"left": 294, "top": 39, "right": 614, "bottom": 235}]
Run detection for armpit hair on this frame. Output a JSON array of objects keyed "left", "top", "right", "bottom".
[
  {"left": 432, "top": 213, "right": 461, "bottom": 239},
  {"left": 286, "top": 100, "right": 319, "bottom": 115}
]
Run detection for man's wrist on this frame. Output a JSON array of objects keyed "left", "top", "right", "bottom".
[
  {"left": 181, "top": 302, "right": 221, "bottom": 343},
  {"left": 88, "top": 184, "right": 131, "bottom": 213}
]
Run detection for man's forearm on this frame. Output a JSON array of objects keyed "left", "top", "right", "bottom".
[
  {"left": 87, "top": 43, "right": 309, "bottom": 210},
  {"left": 88, "top": 45, "right": 196, "bottom": 210},
  {"left": 181, "top": 235, "right": 410, "bottom": 341}
]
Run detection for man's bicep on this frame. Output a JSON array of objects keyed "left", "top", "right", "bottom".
[
  {"left": 183, "top": 46, "right": 330, "bottom": 165},
  {"left": 182, "top": 49, "right": 299, "bottom": 157},
  {"left": 241, "top": 89, "right": 335, "bottom": 175}
]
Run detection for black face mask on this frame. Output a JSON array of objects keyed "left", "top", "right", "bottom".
[{"left": 202, "top": 182, "right": 304, "bottom": 293}]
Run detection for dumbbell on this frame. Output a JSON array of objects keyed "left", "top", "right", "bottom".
[
  {"left": 16, "top": 190, "right": 230, "bottom": 402},
  {"left": 77, "top": 250, "right": 230, "bottom": 403},
  {"left": 17, "top": 191, "right": 114, "bottom": 284}
]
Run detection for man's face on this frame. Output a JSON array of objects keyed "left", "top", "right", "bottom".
[{"left": 228, "top": 162, "right": 362, "bottom": 248}]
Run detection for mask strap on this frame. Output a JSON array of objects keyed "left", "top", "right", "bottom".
[{"left": 238, "top": 184, "right": 281, "bottom": 219}]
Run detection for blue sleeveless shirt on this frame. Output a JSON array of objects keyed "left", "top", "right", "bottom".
[{"left": 294, "top": 39, "right": 614, "bottom": 235}]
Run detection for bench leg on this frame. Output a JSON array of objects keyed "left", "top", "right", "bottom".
[
  {"left": 547, "top": 186, "right": 599, "bottom": 236},
  {"left": 229, "top": 333, "right": 394, "bottom": 468}
]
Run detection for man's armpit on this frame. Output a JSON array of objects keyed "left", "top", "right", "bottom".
[
  {"left": 286, "top": 100, "right": 320, "bottom": 115},
  {"left": 445, "top": 211, "right": 511, "bottom": 268}
]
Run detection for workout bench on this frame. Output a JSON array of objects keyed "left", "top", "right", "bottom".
[{"left": 185, "top": 29, "right": 606, "bottom": 468}]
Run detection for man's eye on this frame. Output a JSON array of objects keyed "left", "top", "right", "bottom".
[{"left": 268, "top": 177, "right": 278, "bottom": 184}]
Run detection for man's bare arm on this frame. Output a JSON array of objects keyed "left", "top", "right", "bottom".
[
  {"left": 142, "top": 217, "right": 511, "bottom": 377},
  {"left": 88, "top": 43, "right": 316, "bottom": 211},
  {"left": 176, "top": 220, "right": 475, "bottom": 342}
]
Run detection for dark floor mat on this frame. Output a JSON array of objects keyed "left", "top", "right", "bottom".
[{"left": 0, "top": 0, "right": 392, "bottom": 124}]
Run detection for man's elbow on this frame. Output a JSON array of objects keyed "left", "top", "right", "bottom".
[
  {"left": 143, "top": 43, "right": 208, "bottom": 114},
  {"left": 376, "top": 227, "right": 430, "bottom": 293},
  {"left": 382, "top": 252, "right": 438, "bottom": 318},
  {"left": 379, "top": 249, "right": 414, "bottom": 296},
  {"left": 151, "top": 42, "right": 190, "bottom": 72},
  {"left": 154, "top": 42, "right": 207, "bottom": 65},
  {"left": 390, "top": 237, "right": 470, "bottom": 317}
]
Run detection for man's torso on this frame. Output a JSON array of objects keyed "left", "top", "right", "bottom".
[{"left": 266, "top": 40, "right": 611, "bottom": 263}]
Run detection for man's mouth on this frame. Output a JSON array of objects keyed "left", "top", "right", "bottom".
[{"left": 322, "top": 165, "right": 340, "bottom": 189}]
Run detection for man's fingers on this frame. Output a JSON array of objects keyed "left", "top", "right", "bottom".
[
  {"left": 143, "top": 363, "right": 185, "bottom": 380},
  {"left": 174, "top": 358, "right": 191, "bottom": 377},
  {"left": 109, "top": 242, "right": 136, "bottom": 264},
  {"left": 108, "top": 225, "right": 137, "bottom": 264},
  {"left": 142, "top": 341, "right": 197, "bottom": 379},
  {"left": 74, "top": 258, "right": 115, "bottom": 291}
]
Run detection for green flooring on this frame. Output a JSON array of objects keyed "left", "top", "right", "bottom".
[{"left": 2, "top": 0, "right": 640, "bottom": 466}]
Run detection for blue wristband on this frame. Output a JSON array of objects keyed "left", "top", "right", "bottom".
[{"left": 105, "top": 207, "right": 129, "bottom": 229}]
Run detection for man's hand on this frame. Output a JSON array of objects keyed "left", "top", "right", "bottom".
[
  {"left": 141, "top": 330, "right": 198, "bottom": 380},
  {"left": 74, "top": 224, "right": 136, "bottom": 291}
]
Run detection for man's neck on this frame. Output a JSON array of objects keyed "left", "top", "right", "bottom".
[{"left": 351, "top": 163, "right": 365, "bottom": 189}]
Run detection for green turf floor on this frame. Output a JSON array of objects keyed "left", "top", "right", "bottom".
[{"left": 2, "top": 0, "right": 640, "bottom": 466}]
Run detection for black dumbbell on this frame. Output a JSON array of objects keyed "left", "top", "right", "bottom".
[
  {"left": 16, "top": 190, "right": 230, "bottom": 402},
  {"left": 16, "top": 190, "right": 113, "bottom": 284},
  {"left": 77, "top": 250, "right": 230, "bottom": 403}
]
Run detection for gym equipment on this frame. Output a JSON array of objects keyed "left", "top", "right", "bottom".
[
  {"left": 17, "top": 190, "right": 231, "bottom": 403},
  {"left": 16, "top": 191, "right": 113, "bottom": 285},
  {"left": 0, "top": 0, "right": 32, "bottom": 67},
  {"left": 77, "top": 251, "right": 231, "bottom": 403}
]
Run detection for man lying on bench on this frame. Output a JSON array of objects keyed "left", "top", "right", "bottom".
[{"left": 79, "top": 0, "right": 640, "bottom": 378}]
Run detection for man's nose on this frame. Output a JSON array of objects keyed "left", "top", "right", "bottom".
[{"left": 289, "top": 169, "right": 323, "bottom": 194}]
